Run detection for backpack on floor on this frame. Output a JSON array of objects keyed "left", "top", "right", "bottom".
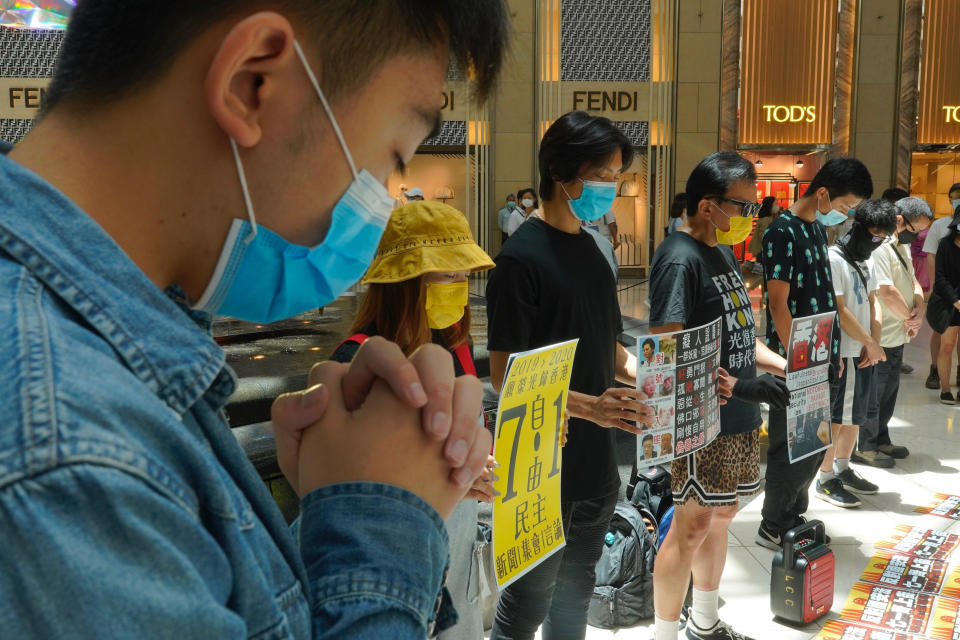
[{"left": 587, "top": 468, "right": 667, "bottom": 629}]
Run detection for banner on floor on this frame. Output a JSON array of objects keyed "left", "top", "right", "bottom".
[
  {"left": 839, "top": 582, "right": 960, "bottom": 638},
  {"left": 875, "top": 525, "right": 960, "bottom": 562},
  {"left": 915, "top": 493, "right": 960, "bottom": 521},
  {"left": 818, "top": 619, "right": 914, "bottom": 640},
  {"left": 785, "top": 311, "right": 836, "bottom": 463},
  {"left": 634, "top": 318, "right": 722, "bottom": 467},
  {"left": 492, "top": 339, "right": 577, "bottom": 589},
  {"left": 859, "top": 550, "right": 960, "bottom": 600}
]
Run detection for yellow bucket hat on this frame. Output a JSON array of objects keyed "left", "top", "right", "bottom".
[{"left": 363, "top": 200, "right": 495, "bottom": 284}]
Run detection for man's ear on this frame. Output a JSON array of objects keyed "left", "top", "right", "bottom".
[{"left": 204, "top": 12, "right": 297, "bottom": 148}]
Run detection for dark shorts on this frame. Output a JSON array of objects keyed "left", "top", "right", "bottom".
[
  {"left": 671, "top": 430, "right": 761, "bottom": 507},
  {"left": 829, "top": 358, "right": 878, "bottom": 425}
]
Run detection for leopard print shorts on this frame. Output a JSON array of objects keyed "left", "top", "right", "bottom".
[{"left": 671, "top": 430, "right": 761, "bottom": 507}]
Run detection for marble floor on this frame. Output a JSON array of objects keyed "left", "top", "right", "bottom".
[{"left": 543, "top": 291, "right": 960, "bottom": 639}]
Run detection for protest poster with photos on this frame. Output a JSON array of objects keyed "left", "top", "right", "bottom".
[
  {"left": 859, "top": 550, "right": 960, "bottom": 600},
  {"left": 635, "top": 318, "right": 722, "bottom": 466},
  {"left": 785, "top": 311, "right": 837, "bottom": 463},
  {"left": 915, "top": 493, "right": 960, "bottom": 521},
  {"left": 875, "top": 526, "right": 960, "bottom": 562},
  {"left": 492, "top": 339, "right": 577, "bottom": 589}
]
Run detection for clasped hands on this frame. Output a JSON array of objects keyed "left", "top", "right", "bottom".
[{"left": 271, "top": 337, "right": 493, "bottom": 520}]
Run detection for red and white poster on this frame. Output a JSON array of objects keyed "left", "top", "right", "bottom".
[
  {"left": 859, "top": 551, "right": 960, "bottom": 600},
  {"left": 840, "top": 582, "right": 936, "bottom": 636},
  {"left": 916, "top": 494, "right": 960, "bottom": 522},
  {"left": 818, "top": 619, "right": 913, "bottom": 640},
  {"left": 875, "top": 526, "right": 960, "bottom": 562}
]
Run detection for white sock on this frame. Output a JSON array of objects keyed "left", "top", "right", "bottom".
[
  {"left": 691, "top": 587, "right": 720, "bottom": 631},
  {"left": 834, "top": 458, "right": 850, "bottom": 473},
  {"left": 654, "top": 614, "right": 679, "bottom": 640},
  {"left": 819, "top": 469, "right": 835, "bottom": 484}
]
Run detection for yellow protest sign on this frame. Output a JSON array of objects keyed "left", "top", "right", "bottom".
[{"left": 492, "top": 339, "right": 578, "bottom": 589}]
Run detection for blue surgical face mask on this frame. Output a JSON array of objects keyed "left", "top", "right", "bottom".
[
  {"left": 193, "top": 41, "right": 393, "bottom": 324},
  {"left": 815, "top": 192, "right": 848, "bottom": 227},
  {"left": 561, "top": 178, "right": 617, "bottom": 222}
]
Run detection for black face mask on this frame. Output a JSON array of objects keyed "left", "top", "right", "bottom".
[
  {"left": 898, "top": 229, "right": 918, "bottom": 245},
  {"left": 838, "top": 222, "right": 884, "bottom": 262}
]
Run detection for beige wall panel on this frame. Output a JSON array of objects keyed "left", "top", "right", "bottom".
[
  {"left": 856, "top": 84, "right": 897, "bottom": 133},
  {"left": 507, "top": 0, "right": 535, "bottom": 34},
  {"left": 679, "top": 0, "right": 722, "bottom": 33},
  {"left": 495, "top": 133, "right": 535, "bottom": 182},
  {"left": 496, "top": 83, "right": 535, "bottom": 133},
  {"left": 502, "top": 33, "right": 535, "bottom": 84},
  {"left": 677, "top": 83, "right": 700, "bottom": 133},
  {"left": 854, "top": 132, "right": 894, "bottom": 189},
  {"left": 698, "top": 83, "right": 720, "bottom": 133},
  {"left": 677, "top": 33, "right": 722, "bottom": 84},
  {"left": 675, "top": 132, "right": 719, "bottom": 183},
  {"left": 857, "top": 35, "right": 900, "bottom": 84},
  {"left": 860, "top": 0, "right": 902, "bottom": 35}
]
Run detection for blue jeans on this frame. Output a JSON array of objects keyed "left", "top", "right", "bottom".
[{"left": 490, "top": 490, "right": 618, "bottom": 640}]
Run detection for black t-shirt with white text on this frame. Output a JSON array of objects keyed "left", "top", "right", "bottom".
[
  {"left": 486, "top": 219, "right": 623, "bottom": 502},
  {"left": 648, "top": 231, "right": 761, "bottom": 435}
]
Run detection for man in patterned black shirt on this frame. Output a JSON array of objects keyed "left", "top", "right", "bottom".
[{"left": 757, "top": 158, "right": 874, "bottom": 550}]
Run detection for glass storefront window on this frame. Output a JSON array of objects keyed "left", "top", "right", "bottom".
[{"left": 910, "top": 152, "right": 960, "bottom": 218}]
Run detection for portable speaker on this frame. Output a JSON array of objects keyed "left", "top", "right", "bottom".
[{"left": 770, "top": 519, "right": 834, "bottom": 625}]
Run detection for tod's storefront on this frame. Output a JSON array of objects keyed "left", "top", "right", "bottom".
[{"left": 2, "top": 1, "right": 959, "bottom": 271}]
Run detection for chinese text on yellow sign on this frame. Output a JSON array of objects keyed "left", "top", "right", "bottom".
[{"left": 493, "top": 339, "right": 578, "bottom": 589}]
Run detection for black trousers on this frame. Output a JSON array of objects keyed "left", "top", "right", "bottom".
[
  {"left": 876, "top": 345, "right": 904, "bottom": 448},
  {"left": 490, "top": 490, "right": 618, "bottom": 640},
  {"left": 761, "top": 407, "right": 824, "bottom": 533}
]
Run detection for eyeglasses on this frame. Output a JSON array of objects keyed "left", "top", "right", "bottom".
[{"left": 712, "top": 197, "right": 762, "bottom": 217}]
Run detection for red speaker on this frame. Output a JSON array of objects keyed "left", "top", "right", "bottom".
[{"left": 770, "top": 520, "right": 834, "bottom": 625}]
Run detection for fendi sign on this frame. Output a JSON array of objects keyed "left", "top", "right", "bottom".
[{"left": 0, "top": 78, "right": 50, "bottom": 119}]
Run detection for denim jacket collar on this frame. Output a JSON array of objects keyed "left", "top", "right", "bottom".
[{"left": 0, "top": 153, "right": 229, "bottom": 415}]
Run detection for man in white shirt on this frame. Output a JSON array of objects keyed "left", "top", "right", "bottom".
[
  {"left": 922, "top": 182, "right": 960, "bottom": 389},
  {"left": 819, "top": 199, "right": 898, "bottom": 508},
  {"left": 873, "top": 197, "right": 932, "bottom": 461},
  {"left": 585, "top": 210, "right": 620, "bottom": 250}
]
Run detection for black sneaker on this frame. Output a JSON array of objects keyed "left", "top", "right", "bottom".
[
  {"left": 686, "top": 620, "right": 754, "bottom": 640},
  {"left": 927, "top": 365, "right": 941, "bottom": 389},
  {"left": 941, "top": 391, "right": 957, "bottom": 405},
  {"left": 816, "top": 477, "right": 862, "bottom": 507},
  {"left": 755, "top": 522, "right": 783, "bottom": 551},
  {"left": 837, "top": 467, "right": 878, "bottom": 494},
  {"left": 901, "top": 363, "right": 914, "bottom": 374},
  {"left": 878, "top": 443, "right": 910, "bottom": 459}
]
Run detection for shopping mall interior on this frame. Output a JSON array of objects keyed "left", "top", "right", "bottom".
[{"left": 1, "top": 1, "right": 960, "bottom": 639}]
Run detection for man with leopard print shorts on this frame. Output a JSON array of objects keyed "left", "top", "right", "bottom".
[{"left": 647, "top": 152, "right": 790, "bottom": 640}]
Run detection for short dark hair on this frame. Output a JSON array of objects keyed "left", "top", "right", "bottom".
[
  {"left": 685, "top": 152, "right": 756, "bottom": 218},
  {"left": 758, "top": 195, "right": 777, "bottom": 218},
  {"left": 805, "top": 158, "right": 873, "bottom": 201},
  {"left": 950, "top": 183, "right": 960, "bottom": 197},
  {"left": 538, "top": 111, "right": 633, "bottom": 201},
  {"left": 881, "top": 187, "right": 909, "bottom": 203},
  {"left": 669, "top": 194, "right": 687, "bottom": 219},
  {"left": 45, "top": 0, "right": 508, "bottom": 112},
  {"left": 853, "top": 198, "right": 898, "bottom": 235},
  {"left": 895, "top": 196, "right": 933, "bottom": 223},
  {"left": 516, "top": 188, "right": 539, "bottom": 209},
  {"left": 642, "top": 338, "right": 655, "bottom": 351},
  {"left": 642, "top": 434, "right": 653, "bottom": 445}
]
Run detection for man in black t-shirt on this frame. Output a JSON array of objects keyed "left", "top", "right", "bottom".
[
  {"left": 758, "top": 158, "right": 873, "bottom": 550},
  {"left": 648, "top": 152, "right": 790, "bottom": 640},
  {"left": 486, "top": 111, "right": 651, "bottom": 640}
]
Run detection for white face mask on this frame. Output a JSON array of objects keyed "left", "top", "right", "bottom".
[{"left": 521, "top": 198, "right": 535, "bottom": 208}]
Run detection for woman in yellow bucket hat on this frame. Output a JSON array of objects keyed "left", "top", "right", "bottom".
[{"left": 330, "top": 200, "right": 496, "bottom": 639}]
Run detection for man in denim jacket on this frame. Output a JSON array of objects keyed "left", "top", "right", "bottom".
[{"left": 0, "top": 2, "right": 507, "bottom": 638}]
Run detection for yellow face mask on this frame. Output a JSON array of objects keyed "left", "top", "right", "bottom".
[
  {"left": 425, "top": 280, "right": 469, "bottom": 329},
  {"left": 714, "top": 207, "right": 755, "bottom": 245}
]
